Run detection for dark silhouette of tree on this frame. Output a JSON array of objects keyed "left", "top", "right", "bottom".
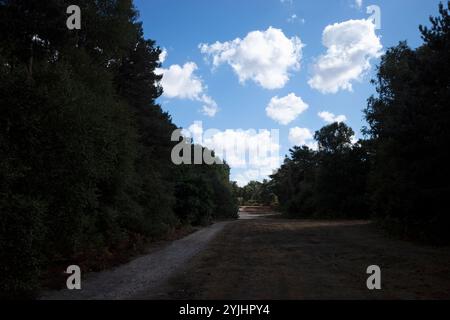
[
  {"left": 247, "top": 2, "right": 449, "bottom": 240},
  {"left": 314, "top": 122, "right": 354, "bottom": 153},
  {"left": 364, "top": 2, "right": 450, "bottom": 243},
  {"left": 0, "top": 0, "right": 237, "bottom": 298},
  {"left": 269, "top": 123, "right": 369, "bottom": 218}
]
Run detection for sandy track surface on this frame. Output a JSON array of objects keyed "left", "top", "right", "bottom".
[{"left": 40, "top": 221, "right": 231, "bottom": 300}]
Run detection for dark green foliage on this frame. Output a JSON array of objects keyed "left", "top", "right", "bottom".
[
  {"left": 363, "top": 2, "right": 450, "bottom": 243},
  {"left": 206, "top": 162, "right": 239, "bottom": 220},
  {"left": 0, "top": 0, "right": 237, "bottom": 298},
  {"left": 315, "top": 122, "right": 354, "bottom": 153},
  {"left": 236, "top": 180, "right": 278, "bottom": 206},
  {"left": 174, "top": 145, "right": 238, "bottom": 225},
  {"left": 174, "top": 174, "right": 214, "bottom": 226},
  {"left": 243, "top": 3, "right": 450, "bottom": 244},
  {"left": 270, "top": 123, "right": 370, "bottom": 219}
]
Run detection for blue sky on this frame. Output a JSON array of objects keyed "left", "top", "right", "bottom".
[{"left": 134, "top": 0, "right": 442, "bottom": 185}]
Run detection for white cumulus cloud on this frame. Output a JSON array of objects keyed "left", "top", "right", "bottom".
[
  {"left": 266, "top": 93, "right": 309, "bottom": 125},
  {"left": 157, "top": 62, "right": 202, "bottom": 100},
  {"left": 156, "top": 62, "right": 218, "bottom": 117},
  {"left": 200, "top": 27, "right": 303, "bottom": 90},
  {"left": 288, "top": 127, "right": 315, "bottom": 148},
  {"left": 308, "top": 19, "right": 382, "bottom": 94},
  {"left": 183, "top": 122, "right": 281, "bottom": 186},
  {"left": 355, "top": 0, "right": 363, "bottom": 9},
  {"left": 318, "top": 111, "right": 347, "bottom": 123}
]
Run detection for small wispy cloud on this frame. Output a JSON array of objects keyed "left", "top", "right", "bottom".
[
  {"left": 287, "top": 14, "right": 305, "bottom": 24},
  {"left": 287, "top": 14, "right": 297, "bottom": 23},
  {"left": 318, "top": 111, "right": 347, "bottom": 123}
]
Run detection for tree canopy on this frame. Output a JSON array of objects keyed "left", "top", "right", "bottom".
[
  {"left": 0, "top": 0, "right": 237, "bottom": 298},
  {"left": 242, "top": 2, "right": 450, "bottom": 244}
]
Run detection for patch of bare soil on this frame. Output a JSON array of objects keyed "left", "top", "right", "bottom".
[{"left": 151, "top": 219, "right": 450, "bottom": 300}]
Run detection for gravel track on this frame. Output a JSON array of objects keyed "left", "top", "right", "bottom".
[
  {"left": 40, "top": 212, "right": 450, "bottom": 300},
  {"left": 40, "top": 221, "right": 231, "bottom": 300}
]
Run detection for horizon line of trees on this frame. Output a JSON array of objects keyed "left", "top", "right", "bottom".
[
  {"left": 0, "top": 0, "right": 237, "bottom": 298},
  {"left": 240, "top": 2, "right": 450, "bottom": 245}
]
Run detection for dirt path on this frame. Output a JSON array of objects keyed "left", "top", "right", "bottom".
[
  {"left": 41, "top": 221, "right": 231, "bottom": 300},
  {"left": 41, "top": 214, "right": 450, "bottom": 300},
  {"left": 147, "top": 218, "right": 450, "bottom": 300}
]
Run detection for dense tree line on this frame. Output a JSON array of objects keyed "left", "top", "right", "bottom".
[
  {"left": 270, "top": 122, "right": 370, "bottom": 219},
  {"left": 253, "top": 2, "right": 450, "bottom": 244},
  {"left": 0, "top": 0, "right": 237, "bottom": 298},
  {"left": 363, "top": 2, "right": 450, "bottom": 243},
  {"left": 232, "top": 180, "right": 278, "bottom": 206}
]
